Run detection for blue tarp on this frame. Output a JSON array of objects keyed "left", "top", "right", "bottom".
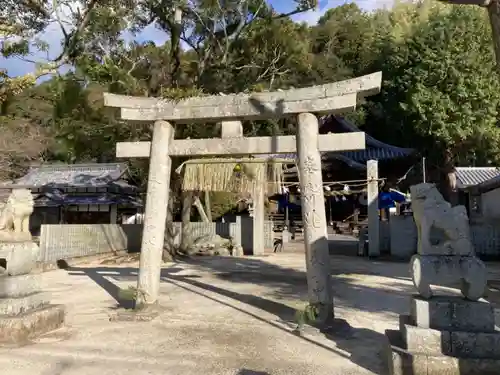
[
  {"left": 273, "top": 189, "right": 408, "bottom": 211},
  {"left": 378, "top": 190, "right": 407, "bottom": 209}
]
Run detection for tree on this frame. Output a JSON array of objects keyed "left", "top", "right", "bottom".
[
  {"left": 363, "top": 4, "right": 500, "bottom": 202},
  {"left": 0, "top": 0, "right": 105, "bottom": 103}
]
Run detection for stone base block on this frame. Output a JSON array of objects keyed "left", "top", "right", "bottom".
[
  {"left": 400, "top": 315, "right": 448, "bottom": 356},
  {"left": 0, "top": 304, "right": 65, "bottom": 345},
  {"left": 385, "top": 330, "right": 500, "bottom": 375},
  {"left": 0, "top": 241, "right": 39, "bottom": 276},
  {"left": 0, "top": 274, "right": 41, "bottom": 298},
  {"left": 400, "top": 315, "right": 500, "bottom": 359},
  {"left": 410, "top": 295, "right": 495, "bottom": 333},
  {"left": 0, "top": 292, "right": 49, "bottom": 315},
  {"left": 109, "top": 304, "right": 163, "bottom": 322},
  {"left": 410, "top": 255, "right": 487, "bottom": 300}
]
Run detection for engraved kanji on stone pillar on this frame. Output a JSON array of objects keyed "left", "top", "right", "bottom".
[
  {"left": 137, "top": 120, "right": 173, "bottom": 306},
  {"left": 296, "top": 112, "right": 334, "bottom": 325}
]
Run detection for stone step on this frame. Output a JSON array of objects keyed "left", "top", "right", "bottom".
[
  {"left": 410, "top": 295, "right": 495, "bottom": 333},
  {"left": 0, "top": 292, "right": 49, "bottom": 316},
  {"left": 400, "top": 315, "right": 500, "bottom": 359},
  {"left": 385, "top": 329, "right": 500, "bottom": 375},
  {"left": 0, "top": 304, "right": 65, "bottom": 345}
]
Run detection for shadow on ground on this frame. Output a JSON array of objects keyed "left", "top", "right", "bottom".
[
  {"left": 65, "top": 252, "right": 415, "bottom": 375},
  {"left": 236, "top": 370, "right": 270, "bottom": 375},
  {"left": 176, "top": 253, "right": 413, "bottom": 315}
]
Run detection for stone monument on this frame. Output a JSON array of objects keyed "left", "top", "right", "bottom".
[
  {"left": 0, "top": 189, "right": 64, "bottom": 345},
  {"left": 385, "top": 183, "right": 500, "bottom": 375}
]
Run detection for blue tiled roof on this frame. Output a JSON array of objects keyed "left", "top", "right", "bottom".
[
  {"left": 337, "top": 147, "right": 414, "bottom": 164},
  {"left": 268, "top": 116, "right": 415, "bottom": 169},
  {"left": 326, "top": 117, "right": 415, "bottom": 166}
]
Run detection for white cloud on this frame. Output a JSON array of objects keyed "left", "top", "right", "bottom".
[{"left": 292, "top": 0, "right": 396, "bottom": 24}]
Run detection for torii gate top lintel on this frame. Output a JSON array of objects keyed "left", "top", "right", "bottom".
[{"left": 103, "top": 72, "right": 382, "bottom": 124}]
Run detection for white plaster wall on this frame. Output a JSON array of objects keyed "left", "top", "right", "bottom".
[{"left": 481, "top": 188, "right": 500, "bottom": 219}]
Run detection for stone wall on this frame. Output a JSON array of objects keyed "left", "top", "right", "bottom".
[
  {"left": 380, "top": 216, "right": 500, "bottom": 260},
  {"left": 38, "top": 218, "right": 274, "bottom": 263}
]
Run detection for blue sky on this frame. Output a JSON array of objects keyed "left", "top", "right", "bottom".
[{"left": 1, "top": 0, "right": 393, "bottom": 78}]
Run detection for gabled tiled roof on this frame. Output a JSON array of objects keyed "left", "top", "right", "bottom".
[
  {"left": 14, "top": 163, "right": 129, "bottom": 188},
  {"left": 455, "top": 167, "right": 500, "bottom": 189}
]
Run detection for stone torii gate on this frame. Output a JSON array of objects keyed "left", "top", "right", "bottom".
[{"left": 104, "top": 72, "right": 382, "bottom": 324}]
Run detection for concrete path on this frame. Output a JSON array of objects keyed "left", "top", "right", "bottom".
[{"left": 0, "top": 252, "right": 498, "bottom": 375}]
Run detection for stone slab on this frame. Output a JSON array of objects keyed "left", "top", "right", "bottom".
[
  {"left": 400, "top": 315, "right": 451, "bottom": 355},
  {"left": 410, "top": 295, "right": 495, "bottom": 332},
  {"left": 385, "top": 329, "right": 500, "bottom": 375},
  {"left": 450, "top": 331, "right": 500, "bottom": 359},
  {"left": 0, "top": 304, "right": 65, "bottom": 345},
  {"left": 104, "top": 72, "right": 382, "bottom": 122},
  {"left": 116, "top": 132, "right": 366, "bottom": 158},
  {"left": 0, "top": 274, "right": 41, "bottom": 298},
  {"left": 108, "top": 304, "right": 163, "bottom": 322},
  {"left": 0, "top": 292, "right": 49, "bottom": 316},
  {"left": 400, "top": 315, "right": 500, "bottom": 359}
]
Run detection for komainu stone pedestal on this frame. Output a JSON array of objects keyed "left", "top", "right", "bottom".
[
  {"left": 385, "top": 295, "right": 500, "bottom": 375},
  {"left": 0, "top": 242, "right": 65, "bottom": 345}
]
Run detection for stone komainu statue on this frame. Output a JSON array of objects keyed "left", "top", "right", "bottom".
[
  {"left": 409, "top": 183, "right": 487, "bottom": 301},
  {"left": 411, "top": 183, "right": 472, "bottom": 256},
  {"left": 0, "top": 189, "right": 34, "bottom": 242}
]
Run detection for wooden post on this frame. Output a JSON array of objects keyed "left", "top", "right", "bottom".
[
  {"left": 252, "top": 185, "right": 265, "bottom": 255},
  {"left": 296, "top": 112, "right": 334, "bottom": 326},
  {"left": 367, "top": 159, "right": 380, "bottom": 257},
  {"left": 136, "top": 120, "right": 173, "bottom": 307}
]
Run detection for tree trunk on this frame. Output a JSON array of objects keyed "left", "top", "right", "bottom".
[
  {"left": 204, "top": 191, "right": 212, "bottom": 221},
  {"left": 193, "top": 196, "right": 210, "bottom": 223},
  {"left": 171, "top": 7, "right": 183, "bottom": 87},
  {"left": 180, "top": 190, "right": 194, "bottom": 251},
  {"left": 443, "top": 151, "right": 458, "bottom": 206},
  {"left": 488, "top": 0, "right": 500, "bottom": 69},
  {"left": 162, "top": 192, "right": 176, "bottom": 261}
]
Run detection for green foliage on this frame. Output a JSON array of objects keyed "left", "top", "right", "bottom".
[
  {"left": 118, "top": 285, "right": 146, "bottom": 309},
  {"left": 294, "top": 303, "right": 320, "bottom": 330},
  {"left": 206, "top": 192, "right": 241, "bottom": 220},
  {"left": 364, "top": 4, "right": 500, "bottom": 167}
]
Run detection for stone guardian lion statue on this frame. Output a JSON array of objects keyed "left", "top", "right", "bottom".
[
  {"left": 409, "top": 183, "right": 486, "bottom": 301},
  {"left": 0, "top": 189, "right": 34, "bottom": 242}
]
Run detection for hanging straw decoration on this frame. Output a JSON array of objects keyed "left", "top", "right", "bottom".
[{"left": 176, "top": 157, "right": 292, "bottom": 194}]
